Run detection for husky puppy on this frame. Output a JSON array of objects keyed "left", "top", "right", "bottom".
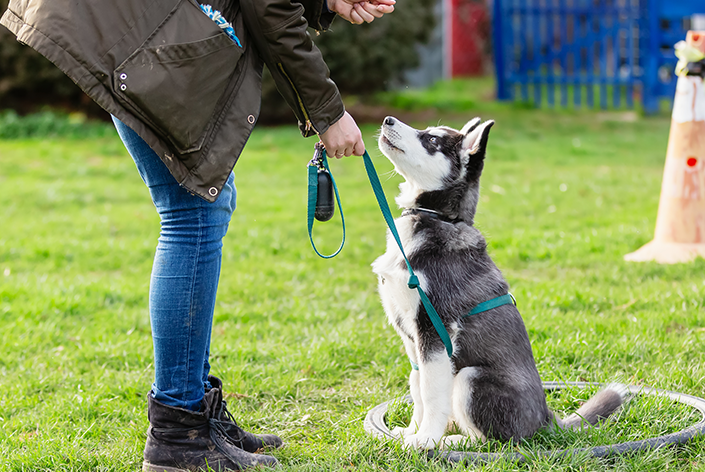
[{"left": 372, "top": 116, "right": 625, "bottom": 450}]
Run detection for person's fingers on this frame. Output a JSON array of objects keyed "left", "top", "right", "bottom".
[
  {"left": 353, "top": 3, "right": 376, "bottom": 22},
  {"left": 333, "top": 142, "right": 356, "bottom": 157},
  {"left": 352, "top": 136, "right": 365, "bottom": 156},
  {"left": 374, "top": 4, "right": 395, "bottom": 14},
  {"left": 337, "top": 7, "right": 354, "bottom": 23},
  {"left": 349, "top": 9, "right": 364, "bottom": 24},
  {"left": 330, "top": 145, "right": 348, "bottom": 158},
  {"left": 320, "top": 111, "right": 364, "bottom": 158},
  {"left": 360, "top": 3, "right": 385, "bottom": 18},
  {"left": 367, "top": 0, "right": 395, "bottom": 14},
  {"left": 361, "top": 4, "right": 385, "bottom": 18},
  {"left": 365, "top": 0, "right": 395, "bottom": 11}
]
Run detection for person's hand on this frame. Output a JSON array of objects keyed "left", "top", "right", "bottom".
[
  {"left": 319, "top": 111, "right": 365, "bottom": 158},
  {"left": 327, "top": 0, "right": 395, "bottom": 24}
]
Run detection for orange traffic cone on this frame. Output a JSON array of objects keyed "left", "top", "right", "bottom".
[{"left": 625, "top": 31, "right": 705, "bottom": 263}]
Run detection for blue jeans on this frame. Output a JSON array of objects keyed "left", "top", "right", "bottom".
[{"left": 112, "top": 117, "right": 237, "bottom": 411}]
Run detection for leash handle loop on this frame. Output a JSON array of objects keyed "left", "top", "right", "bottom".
[
  {"left": 362, "top": 151, "right": 454, "bottom": 358},
  {"left": 307, "top": 148, "right": 345, "bottom": 259}
]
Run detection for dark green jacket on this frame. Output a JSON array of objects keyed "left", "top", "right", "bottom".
[{"left": 1, "top": 0, "right": 344, "bottom": 201}]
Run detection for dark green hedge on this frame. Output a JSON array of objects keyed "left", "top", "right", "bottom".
[
  {"left": 0, "top": 0, "right": 435, "bottom": 122},
  {"left": 0, "top": 0, "right": 95, "bottom": 114}
]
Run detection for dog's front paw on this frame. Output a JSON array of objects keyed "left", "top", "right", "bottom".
[
  {"left": 441, "top": 434, "right": 470, "bottom": 449},
  {"left": 391, "top": 425, "right": 417, "bottom": 438},
  {"left": 402, "top": 433, "right": 441, "bottom": 450}
]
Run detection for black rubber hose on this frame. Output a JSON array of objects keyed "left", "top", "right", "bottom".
[{"left": 363, "top": 381, "right": 705, "bottom": 464}]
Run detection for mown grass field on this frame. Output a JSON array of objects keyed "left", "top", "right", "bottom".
[{"left": 1, "top": 81, "right": 704, "bottom": 471}]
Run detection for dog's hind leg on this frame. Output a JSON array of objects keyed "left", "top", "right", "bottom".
[{"left": 447, "top": 367, "right": 486, "bottom": 443}]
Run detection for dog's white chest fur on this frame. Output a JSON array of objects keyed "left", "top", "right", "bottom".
[{"left": 371, "top": 217, "right": 423, "bottom": 337}]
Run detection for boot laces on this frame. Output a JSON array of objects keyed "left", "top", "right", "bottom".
[
  {"left": 215, "top": 399, "right": 250, "bottom": 447},
  {"left": 220, "top": 400, "right": 239, "bottom": 426},
  {"left": 208, "top": 416, "right": 236, "bottom": 451}
]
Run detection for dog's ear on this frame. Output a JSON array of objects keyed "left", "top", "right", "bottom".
[
  {"left": 462, "top": 120, "right": 494, "bottom": 157},
  {"left": 459, "top": 117, "right": 481, "bottom": 135}
]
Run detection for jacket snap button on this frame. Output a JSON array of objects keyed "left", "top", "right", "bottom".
[
  {"left": 120, "top": 73, "right": 127, "bottom": 80},
  {"left": 209, "top": 187, "right": 218, "bottom": 197},
  {"left": 247, "top": 115, "right": 255, "bottom": 124},
  {"left": 120, "top": 84, "right": 127, "bottom": 91}
]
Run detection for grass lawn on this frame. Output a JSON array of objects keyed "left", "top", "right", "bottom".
[{"left": 1, "top": 80, "right": 704, "bottom": 471}]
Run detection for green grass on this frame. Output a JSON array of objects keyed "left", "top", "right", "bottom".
[{"left": 1, "top": 80, "right": 704, "bottom": 471}]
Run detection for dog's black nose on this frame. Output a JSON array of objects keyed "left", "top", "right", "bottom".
[{"left": 384, "top": 117, "right": 395, "bottom": 126}]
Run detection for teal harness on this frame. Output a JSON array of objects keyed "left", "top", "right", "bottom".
[
  {"left": 408, "top": 293, "right": 516, "bottom": 370},
  {"left": 307, "top": 149, "right": 517, "bottom": 369}
]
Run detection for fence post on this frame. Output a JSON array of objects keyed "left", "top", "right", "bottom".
[
  {"left": 493, "top": 0, "right": 509, "bottom": 100},
  {"left": 642, "top": 0, "right": 661, "bottom": 113}
]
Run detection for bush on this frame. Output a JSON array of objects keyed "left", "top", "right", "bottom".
[
  {"left": 0, "top": 110, "right": 115, "bottom": 139},
  {"left": 0, "top": 0, "right": 99, "bottom": 114},
  {"left": 314, "top": 0, "right": 436, "bottom": 94}
]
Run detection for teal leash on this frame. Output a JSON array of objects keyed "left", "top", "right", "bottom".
[
  {"left": 361, "top": 150, "right": 454, "bottom": 358},
  {"left": 307, "top": 147, "right": 345, "bottom": 258}
]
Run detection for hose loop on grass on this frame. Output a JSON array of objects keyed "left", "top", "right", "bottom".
[{"left": 363, "top": 381, "right": 705, "bottom": 464}]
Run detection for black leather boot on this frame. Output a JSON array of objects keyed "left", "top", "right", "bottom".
[
  {"left": 142, "top": 387, "right": 278, "bottom": 472},
  {"left": 207, "top": 376, "right": 284, "bottom": 452}
]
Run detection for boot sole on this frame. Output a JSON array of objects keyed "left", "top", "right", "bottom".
[{"left": 143, "top": 462, "right": 189, "bottom": 472}]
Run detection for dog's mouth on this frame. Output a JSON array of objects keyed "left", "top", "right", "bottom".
[{"left": 380, "top": 134, "right": 404, "bottom": 153}]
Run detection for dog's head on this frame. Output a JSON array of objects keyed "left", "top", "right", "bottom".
[{"left": 378, "top": 116, "right": 494, "bottom": 224}]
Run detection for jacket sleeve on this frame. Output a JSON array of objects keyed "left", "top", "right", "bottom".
[
  {"left": 240, "top": 0, "right": 344, "bottom": 137},
  {"left": 304, "top": 0, "right": 337, "bottom": 31}
]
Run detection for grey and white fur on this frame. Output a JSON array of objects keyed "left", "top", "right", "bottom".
[{"left": 372, "top": 116, "right": 626, "bottom": 450}]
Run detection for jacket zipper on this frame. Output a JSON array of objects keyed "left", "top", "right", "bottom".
[{"left": 277, "top": 63, "right": 315, "bottom": 134}]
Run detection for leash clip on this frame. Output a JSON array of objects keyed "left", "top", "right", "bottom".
[{"left": 309, "top": 142, "right": 326, "bottom": 171}]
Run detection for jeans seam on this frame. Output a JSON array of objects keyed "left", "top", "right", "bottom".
[{"left": 183, "top": 200, "right": 204, "bottom": 407}]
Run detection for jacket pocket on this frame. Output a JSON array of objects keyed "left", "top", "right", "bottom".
[{"left": 114, "top": 0, "right": 243, "bottom": 153}]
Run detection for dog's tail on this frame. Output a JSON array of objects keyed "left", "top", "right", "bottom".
[{"left": 557, "top": 383, "right": 630, "bottom": 431}]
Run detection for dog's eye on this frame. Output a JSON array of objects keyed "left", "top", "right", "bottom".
[{"left": 429, "top": 137, "right": 437, "bottom": 144}]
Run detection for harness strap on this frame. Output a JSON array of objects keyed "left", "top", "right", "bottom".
[
  {"left": 465, "top": 293, "right": 516, "bottom": 317},
  {"left": 408, "top": 293, "right": 516, "bottom": 370}
]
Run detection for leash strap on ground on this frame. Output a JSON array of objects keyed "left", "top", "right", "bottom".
[
  {"left": 307, "top": 149, "right": 345, "bottom": 259},
  {"left": 362, "top": 150, "right": 454, "bottom": 358}
]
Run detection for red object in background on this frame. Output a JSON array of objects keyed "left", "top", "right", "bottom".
[
  {"left": 687, "top": 157, "right": 698, "bottom": 167},
  {"left": 451, "top": 0, "right": 490, "bottom": 76}
]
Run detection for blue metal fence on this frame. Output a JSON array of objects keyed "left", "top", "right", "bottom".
[{"left": 492, "top": 0, "right": 705, "bottom": 113}]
